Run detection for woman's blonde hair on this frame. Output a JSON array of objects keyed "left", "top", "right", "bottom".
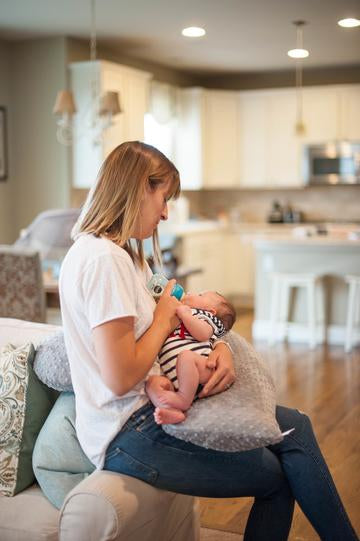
[{"left": 73, "top": 141, "right": 180, "bottom": 267}]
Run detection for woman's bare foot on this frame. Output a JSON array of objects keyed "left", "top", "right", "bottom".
[{"left": 154, "top": 407, "right": 186, "bottom": 425}]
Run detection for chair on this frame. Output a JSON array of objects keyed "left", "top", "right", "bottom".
[
  {"left": 0, "top": 246, "right": 46, "bottom": 323},
  {"left": 14, "top": 208, "right": 81, "bottom": 260},
  {"left": 345, "top": 275, "right": 360, "bottom": 352},
  {"left": 269, "top": 272, "right": 325, "bottom": 349}
]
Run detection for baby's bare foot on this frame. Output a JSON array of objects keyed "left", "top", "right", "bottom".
[{"left": 154, "top": 407, "right": 186, "bottom": 425}]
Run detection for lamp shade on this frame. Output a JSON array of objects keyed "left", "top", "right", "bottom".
[
  {"left": 53, "top": 90, "right": 77, "bottom": 115},
  {"left": 99, "top": 91, "right": 122, "bottom": 116}
]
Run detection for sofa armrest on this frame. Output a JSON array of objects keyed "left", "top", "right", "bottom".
[{"left": 59, "top": 470, "right": 199, "bottom": 541}]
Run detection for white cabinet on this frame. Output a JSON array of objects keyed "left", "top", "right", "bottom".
[
  {"left": 175, "top": 83, "right": 360, "bottom": 191},
  {"left": 239, "top": 89, "right": 302, "bottom": 188},
  {"left": 70, "top": 61, "right": 151, "bottom": 188},
  {"left": 174, "top": 88, "right": 240, "bottom": 189},
  {"left": 302, "top": 86, "right": 339, "bottom": 143},
  {"left": 177, "top": 229, "right": 255, "bottom": 304},
  {"left": 224, "top": 232, "right": 255, "bottom": 300},
  {"left": 339, "top": 85, "right": 360, "bottom": 140},
  {"left": 178, "top": 231, "right": 226, "bottom": 292},
  {"left": 239, "top": 92, "right": 268, "bottom": 187},
  {"left": 202, "top": 91, "right": 240, "bottom": 188}
]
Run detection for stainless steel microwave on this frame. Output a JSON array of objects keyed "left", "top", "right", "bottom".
[{"left": 304, "top": 142, "right": 360, "bottom": 185}]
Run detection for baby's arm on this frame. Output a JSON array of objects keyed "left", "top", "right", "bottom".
[{"left": 176, "top": 305, "right": 213, "bottom": 342}]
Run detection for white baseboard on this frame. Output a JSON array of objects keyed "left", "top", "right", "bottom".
[{"left": 252, "top": 319, "right": 360, "bottom": 347}]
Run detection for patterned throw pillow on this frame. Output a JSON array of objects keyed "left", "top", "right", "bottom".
[
  {"left": 0, "top": 343, "right": 57, "bottom": 497},
  {"left": 163, "top": 331, "right": 283, "bottom": 451}
]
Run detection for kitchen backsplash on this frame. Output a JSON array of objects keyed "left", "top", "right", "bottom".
[
  {"left": 183, "top": 185, "right": 360, "bottom": 223},
  {"left": 72, "top": 185, "right": 360, "bottom": 224}
]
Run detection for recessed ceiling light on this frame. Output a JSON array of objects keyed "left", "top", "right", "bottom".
[
  {"left": 181, "top": 27, "right": 206, "bottom": 38},
  {"left": 287, "top": 48, "right": 309, "bottom": 59},
  {"left": 338, "top": 18, "right": 360, "bottom": 28}
]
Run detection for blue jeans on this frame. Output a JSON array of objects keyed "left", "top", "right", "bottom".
[{"left": 104, "top": 402, "right": 358, "bottom": 541}]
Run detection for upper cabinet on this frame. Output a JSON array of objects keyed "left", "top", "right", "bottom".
[
  {"left": 338, "top": 85, "right": 360, "bottom": 140},
  {"left": 174, "top": 88, "right": 240, "bottom": 189},
  {"left": 238, "top": 84, "right": 360, "bottom": 188},
  {"left": 70, "top": 61, "right": 151, "bottom": 188},
  {"left": 177, "top": 85, "right": 343, "bottom": 190},
  {"left": 202, "top": 90, "right": 240, "bottom": 188},
  {"left": 302, "top": 86, "right": 339, "bottom": 142},
  {"left": 239, "top": 89, "right": 301, "bottom": 188}
]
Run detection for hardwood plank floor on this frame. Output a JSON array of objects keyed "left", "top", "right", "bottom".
[{"left": 199, "top": 310, "right": 360, "bottom": 540}]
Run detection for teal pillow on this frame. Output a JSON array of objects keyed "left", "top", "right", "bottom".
[
  {"left": 0, "top": 343, "right": 57, "bottom": 497},
  {"left": 32, "top": 392, "right": 95, "bottom": 509}
]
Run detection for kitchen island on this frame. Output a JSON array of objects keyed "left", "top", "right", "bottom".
[{"left": 252, "top": 236, "right": 360, "bottom": 346}]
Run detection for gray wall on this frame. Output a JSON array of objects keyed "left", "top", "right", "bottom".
[
  {"left": 10, "top": 37, "right": 70, "bottom": 239},
  {"left": 0, "top": 41, "right": 14, "bottom": 243},
  {"left": 0, "top": 37, "right": 71, "bottom": 243}
]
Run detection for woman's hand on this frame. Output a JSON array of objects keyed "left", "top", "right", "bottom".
[
  {"left": 153, "top": 279, "right": 180, "bottom": 334},
  {"left": 197, "top": 342, "right": 235, "bottom": 398}
]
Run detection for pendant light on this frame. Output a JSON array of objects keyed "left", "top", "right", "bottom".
[
  {"left": 53, "top": 0, "right": 122, "bottom": 145},
  {"left": 288, "top": 20, "right": 309, "bottom": 136}
]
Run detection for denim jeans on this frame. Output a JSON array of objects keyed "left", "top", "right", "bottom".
[{"left": 104, "top": 402, "right": 358, "bottom": 541}]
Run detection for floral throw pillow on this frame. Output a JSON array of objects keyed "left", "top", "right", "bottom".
[{"left": 0, "top": 343, "right": 57, "bottom": 497}]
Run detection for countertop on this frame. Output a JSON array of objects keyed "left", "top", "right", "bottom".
[{"left": 159, "top": 220, "right": 360, "bottom": 245}]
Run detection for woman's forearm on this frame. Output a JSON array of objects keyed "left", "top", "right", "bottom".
[{"left": 93, "top": 314, "right": 174, "bottom": 396}]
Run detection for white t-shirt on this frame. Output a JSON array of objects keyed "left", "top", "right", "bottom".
[{"left": 59, "top": 234, "right": 159, "bottom": 469}]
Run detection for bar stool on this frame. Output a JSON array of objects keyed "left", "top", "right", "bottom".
[
  {"left": 345, "top": 275, "right": 360, "bottom": 352},
  {"left": 269, "top": 272, "right": 324, "bottom": 349}
]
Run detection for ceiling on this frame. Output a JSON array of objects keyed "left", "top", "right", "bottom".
[{"left": 0, "top": 0, "right": 359, "bottom": 74}]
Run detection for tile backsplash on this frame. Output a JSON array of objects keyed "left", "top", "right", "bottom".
[{"left": 184, "top": 185, "right": 360, "bottom": 223}]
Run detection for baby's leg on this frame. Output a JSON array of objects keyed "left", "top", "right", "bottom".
[
  {"left": 145, "top": 375, "right": 174, "bottom": 408},
  {"left": 146, "top": 375, "right": 186, "bottom": 425},
  {"left": 193, "top": 353, "right": 215, "bottom": 384}
]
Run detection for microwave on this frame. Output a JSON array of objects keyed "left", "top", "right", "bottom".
[{"left": 304, "top": 142, "right": 360, "bottom": 185}]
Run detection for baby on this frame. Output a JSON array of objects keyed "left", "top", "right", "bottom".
[{"left": 146, "top": 290, "right": 236, "bottom": 425}]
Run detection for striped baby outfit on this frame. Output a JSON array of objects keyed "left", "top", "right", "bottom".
[{"left": 158, "top": 308, "right": 226, "bottom": 390}]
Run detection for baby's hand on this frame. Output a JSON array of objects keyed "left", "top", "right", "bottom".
[{"left": 176, "top": 304, "right": 192, "bottom": 318}]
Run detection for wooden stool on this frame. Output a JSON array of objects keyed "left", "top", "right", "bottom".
[
  {"left": 269, "top": 273, "right": 324, "bottom": 349},
  {"left": 345, "top": 275, "right": 360, "bottom": 352}
]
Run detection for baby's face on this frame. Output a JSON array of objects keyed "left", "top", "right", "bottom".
[{"left": 182, "top": 291, "right": 221, "bottom": 312}]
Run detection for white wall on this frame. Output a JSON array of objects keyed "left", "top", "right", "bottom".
[
  {"left": 0, "top": 41, "right": 14, "bottom": 243},
  {"left": 7, "top": 37, "right": 71, "bottom": 240}
]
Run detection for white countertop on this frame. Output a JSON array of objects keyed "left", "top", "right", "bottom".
[
  {"left": 254, "top": 236, "right": 360, "bottom": 248},
  {"left": 159, "top": 220, "right": 360, "bottom": 245}
]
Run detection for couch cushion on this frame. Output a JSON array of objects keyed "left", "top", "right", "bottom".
[
  {"left": 33, "top": 392, "right": 95, "bottom": 509},
  {"left": 0, "top": 318, "right": 61, "bottom": 349},
  {"left": 0, "top": 343, "right": 57, "bottom": 497},
  {"left": 0, "top": 483, "right": 58, "bottom": 541},
  {"left": 163, "top": 331, "right": 283, "bottom": 451}
]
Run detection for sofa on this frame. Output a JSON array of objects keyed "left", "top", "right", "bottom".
[{"left": 0, "top": 318, "right": 200, "bottom": 541}]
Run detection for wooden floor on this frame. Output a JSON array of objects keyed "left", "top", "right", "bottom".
[{"left": 199, "top": 310, "right": 360, "bottom": 540}]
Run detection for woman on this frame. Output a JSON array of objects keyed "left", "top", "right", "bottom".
[{"left": 59, "top": 141, "right": 357, "bottom": 541}]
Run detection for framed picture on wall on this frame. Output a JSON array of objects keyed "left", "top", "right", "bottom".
[{"left": 0, "top": 106, "right": 8, "bottom": 181}]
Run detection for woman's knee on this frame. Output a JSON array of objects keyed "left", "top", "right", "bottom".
[{"left": 276, "top": 405, "right": 314, "bottom": 434}]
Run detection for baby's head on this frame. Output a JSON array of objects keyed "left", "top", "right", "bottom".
[{"left": 182, "top": 291, "right": 236, "bottom": 331}]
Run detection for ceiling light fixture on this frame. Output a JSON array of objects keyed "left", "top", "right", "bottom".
[
  {"left": 287, "top": 19, "right": 309, "bottom": 59},
  {"left": 181, "top": 26, "right": 206, "bottom": 38},
  {"left": 338, "top": 18, "right": 360, "bottom": 28},
  {"left": 288, "top": 20, "right": 309, "bottom": 136},
  {"left": 53, "top": 0, "right": 122, "bottom": 146}
]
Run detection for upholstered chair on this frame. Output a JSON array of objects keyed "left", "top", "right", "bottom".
[{"left": 0, "top": 246, "right": 46, "bottom": 323}]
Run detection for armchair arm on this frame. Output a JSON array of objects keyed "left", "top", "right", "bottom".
[{"left": 59, "top": 470, "right": 199, "bottom": 541}]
